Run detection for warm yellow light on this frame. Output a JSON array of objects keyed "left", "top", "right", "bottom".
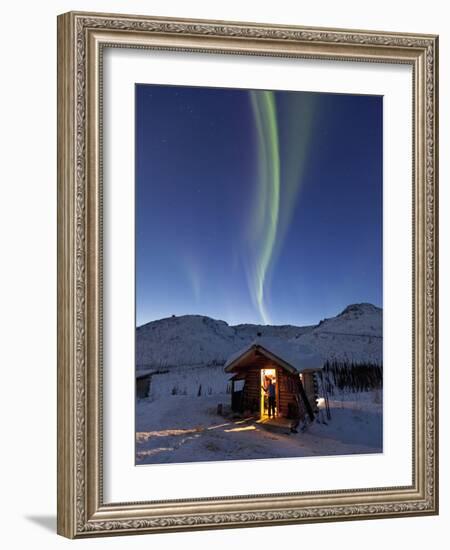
[
  {"left": 233, "top": 418, "right": 253, "bottom": 425},
  {"left": 224, "top": 425, "right": 256, "bottom": 433},
  {"left": 206, "top": 422, "right": 231, "bottom": 430},
  {"left": 262, "top": 368, "right": 276, "bottom": 377}
]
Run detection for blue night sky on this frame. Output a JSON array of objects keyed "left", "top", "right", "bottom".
[{"left": 135, "top": 84, "right": 382, "bottom": 327}]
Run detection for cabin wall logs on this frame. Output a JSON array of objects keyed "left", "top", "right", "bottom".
[
  {"left": 277, "top": 369, "right": 306, "bottom": 419},
  {"left": 241, "top": 367, "right": 260, "bottom": 412}
]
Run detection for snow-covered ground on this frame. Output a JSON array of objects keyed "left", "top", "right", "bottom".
[
  {"left": 146, "top": 365, "right": 230, "bottom": 398},
  {"left": 135, "top": 388, "right": 382, "bottom": 465}
]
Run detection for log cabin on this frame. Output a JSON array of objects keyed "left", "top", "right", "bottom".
[{"left": 224, "top": 338, "right": 323, "bottom": 427}]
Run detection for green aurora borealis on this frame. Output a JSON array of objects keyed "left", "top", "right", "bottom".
[
  {"left": 248, "top": 90, "right": 316, "bottom": 324},
  {"left": 135, "top": 84, "right": 382, "bottom": 326}
]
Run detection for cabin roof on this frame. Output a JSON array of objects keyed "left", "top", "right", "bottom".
[{"left": 224, "top": 337, "right": 324, "bottom": 374}]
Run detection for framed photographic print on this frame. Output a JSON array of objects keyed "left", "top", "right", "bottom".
[{"left": 57, "top": 11, "right": 439, "bottom": 538}]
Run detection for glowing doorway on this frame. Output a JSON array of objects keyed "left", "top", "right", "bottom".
[{"left": 260, "top": 368, "right": 277, "bottom": 419}]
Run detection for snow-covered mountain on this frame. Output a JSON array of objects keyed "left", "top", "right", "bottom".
[
  {"left": 313, "top": 303, "right": 381, "bottom": 336},
  {"left": 136, "top": 303, "right": 382, "bottom": 370},
  {"left": 136, "top": 315, "right": 237, "bottom": 369},
  {"left": 292, "top": 303, "right": 382, "bottom": 364}
]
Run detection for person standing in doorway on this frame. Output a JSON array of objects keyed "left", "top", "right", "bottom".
[{"left": 267, "top": 378, "right": 276, "bottom": 418}]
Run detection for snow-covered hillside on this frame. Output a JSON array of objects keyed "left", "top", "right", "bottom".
[
  {"left": 136, "top": 303, "right": 382, "bottom": 369},
  {"left": 292, "top": 303, "right": 382, "bottom": 364},
  {"left": 136, "top": 315, "right": 236, "bottom": 369},
  {"left": 313, "top": 303, "right": 381, "bottom": 336}
]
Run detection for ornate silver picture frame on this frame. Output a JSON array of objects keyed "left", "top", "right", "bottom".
[{"left": 57, "top": 11, "right": 439, "bottom": 538}]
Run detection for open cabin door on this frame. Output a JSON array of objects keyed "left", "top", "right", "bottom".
[{"left": 260, "top": 368, "right": 277, "bottom": 419}]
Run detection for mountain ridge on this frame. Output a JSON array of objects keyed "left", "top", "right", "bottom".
[
  {"left": 136, "top": 303, "right": 383, "bottom": 369},
  {"left": 137, "top": 302, "right": 381, "bottom": 329}
]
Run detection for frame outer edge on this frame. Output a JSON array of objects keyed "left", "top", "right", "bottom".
[
  {"left": 56, "top": 10, "right": 439, "bottom": 537},
  {"left": 57, "top": 12, "right": 77, "bottom": 539},
  {"left": 431, "top": 35, "right": 439, "bottom": 515}
]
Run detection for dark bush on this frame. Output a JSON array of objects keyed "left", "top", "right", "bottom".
[{"left": 322, "top": 359, "right": 383, "bottom": 394}]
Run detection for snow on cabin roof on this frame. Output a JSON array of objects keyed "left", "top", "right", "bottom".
[{"left": 224, "top": 337, "right": 324, "bottom": 374}]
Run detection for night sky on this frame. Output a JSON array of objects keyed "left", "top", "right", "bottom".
[{"left": 135, "top": 84, "right": 382, "bottom": 327}]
